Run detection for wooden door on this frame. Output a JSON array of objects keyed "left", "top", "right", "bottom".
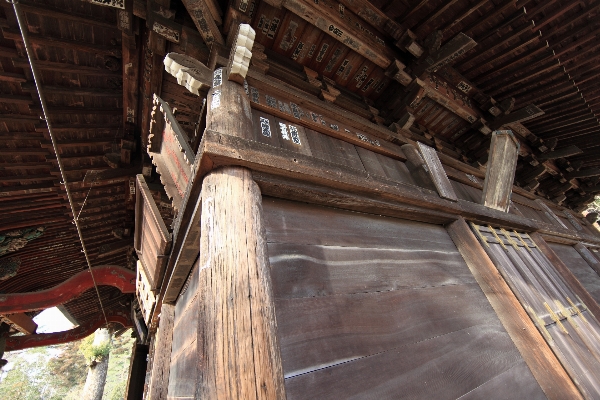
[
  {"left": 263, "top": 198, "right": 546, "bottom": 399},
  {"left": 471, "top": 225, "right": 600, "bottom": 398}
]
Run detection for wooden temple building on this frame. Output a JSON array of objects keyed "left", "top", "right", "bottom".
[{"left": 3, "top": 0, "right": 600, "bottom": 398}]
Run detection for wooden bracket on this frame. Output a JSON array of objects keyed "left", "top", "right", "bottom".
[
  {"left": 164, "top": 52, "right": 212, "bottom": 95},
  {"left": 227, "top": 23, "right": 255, "bottom": 84},
  {"left": 416, "top": 142, "right": 458, "bottom": 201},
  {"left": 481, "top": 130, "right": 519, "bottom": 212}
]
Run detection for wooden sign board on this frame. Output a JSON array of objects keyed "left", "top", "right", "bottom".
[
  {"left": 134, "top": 175, "right": 172, "bottom": 291},
  {"left": 481, "top": 130, "right": 519, "bottom": 212},
  {"left": 417, "top": 142, "right": 458, "bottom": 201},
  {"left": 148, "top": 95, "right": 195, "bottom": 211}
]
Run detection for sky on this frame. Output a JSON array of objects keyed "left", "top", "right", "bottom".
[{"left": 33, "top": 307, "right": 76, "bottom": 333}]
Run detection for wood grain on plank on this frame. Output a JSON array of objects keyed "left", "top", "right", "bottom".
[
  {"left": 448, "top": 219, "right": 582, "bottom": 400},
  {"left": 268, "top": 241, "right": 475, "bottom": 299},
  {"left": 417, "top": 141, "right": 458, "bottom": 201},
  {"left": 283, "top": 325, "right": 543, "bottom": 400},
  {"left": 197, "top": 167, "right": 285, "bottom": 400},
  {"left": 549, "top": 243, "right": 600, "bottom": 306},
  {"left": 481, "top": 131, "right": 519, "bottom": 212},
  {"left": 147, "top": 304, "right": 175, "bottom": 400}
]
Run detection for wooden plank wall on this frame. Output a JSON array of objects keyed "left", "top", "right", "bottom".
[
  {"left": 167, "top": 259, "right": 200, "bottom": 399},
  {"left": 548, "top": 243, "right": 600, "bottom": 305},
  {"left": 263, "top": 197, "right": 546, "bottom": 399}
]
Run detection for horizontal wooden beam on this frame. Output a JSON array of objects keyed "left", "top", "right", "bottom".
[
  {"left": 0, "top": 266, "right": 135, "bottom": 314},
  {"left": 13, "top": 58, "right": 121, "bottom": 76},
  {"left": 3, "top": 28, "right": 122, "bottom": 57},
  {"left": 1, "top": 313, "right": 37, "bottom": 334},
  {"left": 7, "top": 1, "right": 119, "bottom": 30},
  {"left": 4, "top": 309, "right": 131, "bottom": 352},
  {"left": 21, "top": 82, "right": 121, "bottom": 97}
]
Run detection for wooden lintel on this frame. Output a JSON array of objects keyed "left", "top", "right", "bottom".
[
  {"left": 481, "top": 130, "right": 519, "bottom": 212},
  {"left": 538, "top": 145, "right": 583, "bottom": 160},
  {"left": 414, "top": 32, "right": 477, "bottom": 76},
  {"left": 181, "top": 0, "right": 225, "bottom": 46},
  {"left": 2, "top": 313, "right": 37, "bottom": 334},
  {"left": 281, "top": 0, "right": 394, "bottom": 68},
  {"left": 566, "top": 167, "right": 600, "bottom": 180},
  {"left": 490, "top": 104, "right": 545, "bottom": 130}
]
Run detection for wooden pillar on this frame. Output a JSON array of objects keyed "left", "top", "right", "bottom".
[
  {"left": 125, "top": 343, "right": 149, "bottom": 400},
  {"left": 196, "top": 58, "right": 285, "bottom": 398},
  {"left": 146, "top": 304, "right": 175, "bottom": 400},
  {"left": 481, "top": 130, "right": 520, "bottom": 212},
  {"left": 446, "top": 218, "right": 581, "bottom": 400}
]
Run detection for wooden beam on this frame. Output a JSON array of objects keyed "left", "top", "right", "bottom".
[
  {"left": 489, "top": 104, "right": 545, "bottom": 130},
  {"left": 21, "top": 82, "right": 121, "bottom": 97},
  {"left": 1, "top": 313, "right": 37, "bottom": 334},
  {"left": 481, "top": 130, "right": 520, "bottom": 212},
  {"left": 446, "top": 218, "right": 582, "bottom": 400},
  {"left": 567, "top": 168, "right": 600, "bottom": 180},
  {"left": 0, "top": 266, "right": 135, "bottom": 314},
  {"left": 413, "top": 32, "right": 477, "bottom": 76},
  {"left": 12, "top": 58, "right": 121, "bottom": 76},
  {"left": 0, "top": 93, "right": 32, "bottom": 104},
  {"left": 181, "top": 0, "right": 225, "bottom": 46},
  {"left": 10, "top": 1, "right": 119, "bottom": 30},
  {"left": 538, "top": 145, "right": 583, "bottom": 160},
  {"left": 281, "top": 0, "right": 395, "bottom": 68},
  {"left": 2, "top": 29, "right": 122, "bottom": 57},
  {"left": 4, "top": 310, "right": 131, "bottom": 352}
]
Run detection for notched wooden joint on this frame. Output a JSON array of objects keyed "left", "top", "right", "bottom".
[{"left": 227, "top": 23, "right": 256, "bottom": 85}]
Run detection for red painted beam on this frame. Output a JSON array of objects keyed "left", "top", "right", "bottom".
[
  {"left": 0, "top": 266, "right": 136, "bottom": 314},
  {"left": 4, "top": 309, "right": 132, "bottom": 352}
]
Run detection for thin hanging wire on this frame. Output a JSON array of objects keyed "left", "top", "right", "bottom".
[{"left": 10, "top": 0, "right": 110, "bottom": 329}]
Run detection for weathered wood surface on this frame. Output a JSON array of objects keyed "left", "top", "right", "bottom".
[
  {"left": 168, "top": 260, "right": 201, "bottom": 399},
  {"left": 147, "top": 304, "right": 175, "bottom": 400},
  {"left": 1, "top": 313, "right": 37, "bottom": 335},
  {"left": 417, "top": 141, "right": 458, "bottom": 201},
  {"left": 447, "top": 219, "right": 581, "bottom": 400},
  {"left": 476, "top": 228, "right": 600, "bottom": 397},
  {"left": 148, "top": 96, "right": 195, "bottom": 211},
  {"left": 197, "top": 167, "right": 285, "bottom": 399},
  {"left": 134, "top": 175, "right": 172, "bottom": 290},
  {"left": 199, "top": 130, "right": 547, "bottom": 233},
  {"left": 531, "top": 232, "right": 600, "bottom": 321},
  {"left": 549, "top": 243, "right": 600, "bottom": 306},
  {"left": 263, "top": 198, "right": 546, "bottom": 399},
  {"left": 481, "top": 130, "right": 519, "bottom": 212}
]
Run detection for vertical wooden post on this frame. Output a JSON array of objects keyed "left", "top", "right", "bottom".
[
  {"left": 124, "top": 343, "right": 149, "bottom": 400},
  {"left": 196, "top": 46, "right": 285, "bottom": 398},
  {"left": 446, "top": 218, "right": 581, "bottom": 400},
  {"left": 146, "top": 304, "right": 175, "bottom": 400},
  {"left": 197, "top": 167, "right": 286, "bottom": 399},
  {"left": 481, "top": 130, "right": 520, "bottom": 212}
]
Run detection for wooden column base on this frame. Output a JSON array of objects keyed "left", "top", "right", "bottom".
[{"left": 198, "top": 166, "right": 286, "bottom": 399}]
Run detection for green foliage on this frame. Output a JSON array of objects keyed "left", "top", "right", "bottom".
[
  {"left": 0, "top": 329, "right": 136, "bottom": 400},
  {"left": 79, "top": 334, "right": 111, "bottom": 363},
  {"left": 0, "top": 365, "right": 42, "bottom": 399}
]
